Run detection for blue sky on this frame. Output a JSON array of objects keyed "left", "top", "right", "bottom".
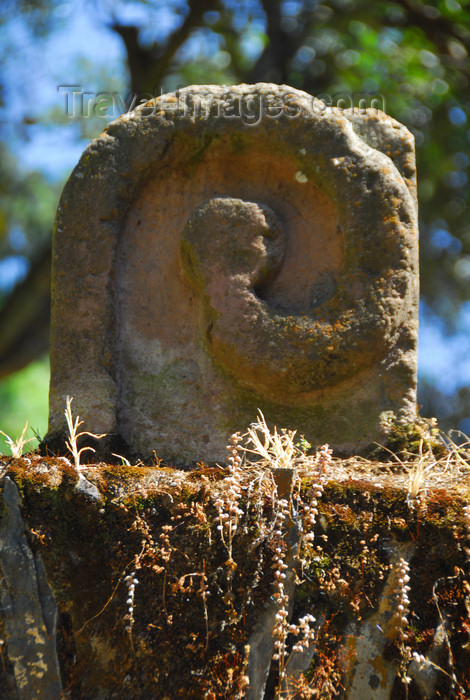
[{"left": 2, "top": 1, "right": 470, "bottom": 409}]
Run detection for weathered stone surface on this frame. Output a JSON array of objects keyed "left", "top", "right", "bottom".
[
  {"left": 46, "top": 83, "right": 419, "bottom": 463},
  {"left": 1, "top": 456, "right": 469, "bottom": 699},
  {"left": 0, "top": 477, "right": 63, "bottom": 699}
]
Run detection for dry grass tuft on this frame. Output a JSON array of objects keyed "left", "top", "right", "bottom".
[
  {"left": 64, "top": 396, "right": 106, "bottom": 469},
  {"left": 225, "top": 412, "right": 470, "bottom": 500},
  {"left": 295, "top": 431, "right": 470, "bottom": 498},
  {"left": 0, "top": 421, "right": 35, "bottom": 458},
  {"left": 240, "top": 410, "right": 306, "bottom": 470}
]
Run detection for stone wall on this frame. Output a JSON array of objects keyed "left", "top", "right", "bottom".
[{"left": 1, "top": 445, "right": 469, "bottom": 699}]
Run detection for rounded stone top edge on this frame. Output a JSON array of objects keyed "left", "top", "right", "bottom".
[
  {"left": 60, "top": 85, "right": 415, "bottom": 184},
  {"left": 59, "top": 85, "right": 309, "bottom": 186},
  {"left": 100, "top": 82, "right": 384, "bottom": 132},
  {"left": 108, "top": 82, "right": 318, "bottom": 121},
  {"left": 96, "top": 84, "right": 413, "bottom": 161},
  {"left": 53, "top": 130, "right": 122, "bottom": 212},
  {"left": 342, "top": 107, "right": 416, "bottom": 149},
  {"left": 56, "top": 82, "right": 415, "bottom": 218}
]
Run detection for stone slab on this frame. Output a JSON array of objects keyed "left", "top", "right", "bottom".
[{"left": 46, "top": 83, "right": 419, "bottom": 463}]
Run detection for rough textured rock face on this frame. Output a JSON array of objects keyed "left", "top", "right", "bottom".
[
  {"left": 46, "top": 83, "right": 419, "bottom": 463},
  {"left": 1, "top": 452, "right": 469, "bottom": 699}
]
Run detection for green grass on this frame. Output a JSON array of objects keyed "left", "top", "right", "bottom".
[{"left": 0, "top": 356, "right": 49, "bottom": 452}]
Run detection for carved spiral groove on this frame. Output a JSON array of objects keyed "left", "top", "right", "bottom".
[{"left": 181, "top": 195, "right": 413, "bottom": 403}]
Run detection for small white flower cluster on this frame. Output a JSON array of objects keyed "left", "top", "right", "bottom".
[
  {"left": 271, "top": 499, "right": 315, "bottom": 682},
  {"left": 393, "top": 557, "right": 411, "bottom": 637},
  {"left": 403, "top": 651, "right": 430, "bottom": 686},
  {"left": 124, "top": 571, "right": 139, "bottom": 632},
  {"left": 227, "top": 431, "right": 243, "bottom": 469},
  {"left": 214, "top": 433, "right": 245, "bottom": 562},
  {"left": 159, "top": 525, "right": 173, "bottom": 564},
  {"left": 411, "top": 651, "right": 427, "bottom": 668},
  {"left": 289, "top": 613, "right": 316, "bottom": 653},
  {"left": 272, "top": 498, "right": 290, "bottom": 541},
  {"left": 272, "top": 524, "right": 316, "bottom": 680},
  {"left": 301, "top": 482, "right": 324, "bottom": 545},
  {"left": 300, "top": 445, "right": 330, "bottom": 545},
  {"left": 272, "top": 499, "right": 291, "bottom": 668},
  {"left": 315, "top": 444, "right": 333, "bottom": 473}
]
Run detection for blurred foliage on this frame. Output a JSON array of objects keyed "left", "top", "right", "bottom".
[
  {"left": 0, "top": 357, "right": 49, "bottom": 447},
  {"left": 0, "top": 0, "right": 469, "bottom": 438},
  {"left": 419, "top": 379, "right": 470, "bottom": 436},
  {"left": 0, "top": 146, "right": 60, "bottom": 303}
]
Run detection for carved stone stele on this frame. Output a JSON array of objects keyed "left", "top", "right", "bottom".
[{"left": 46, "top": 84, "right": 419, "bottom": 463}]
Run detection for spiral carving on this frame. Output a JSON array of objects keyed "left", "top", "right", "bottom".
[
  {"left": 47, "top": 83, "right": 419, "bottom": 461},
  {"left": 181, "top": 196, "right": 412, "bottom": 402}
]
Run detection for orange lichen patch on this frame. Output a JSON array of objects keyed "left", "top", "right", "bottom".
[{"left": 369, "top": 654, "right": 390, "bottom": 688}]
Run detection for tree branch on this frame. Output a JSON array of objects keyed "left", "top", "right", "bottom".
[
  {"left": 390, "top": 0, "right": 470, "bottom": 67},
  {"left": 112, "top": 0, "right": 220, "bottom": 94},
  {"left": 246, "top": 0, "right": 322, "bottom": 89},
  {"left": 0, "top": 247, "right": 51, "bottom": 380}
]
